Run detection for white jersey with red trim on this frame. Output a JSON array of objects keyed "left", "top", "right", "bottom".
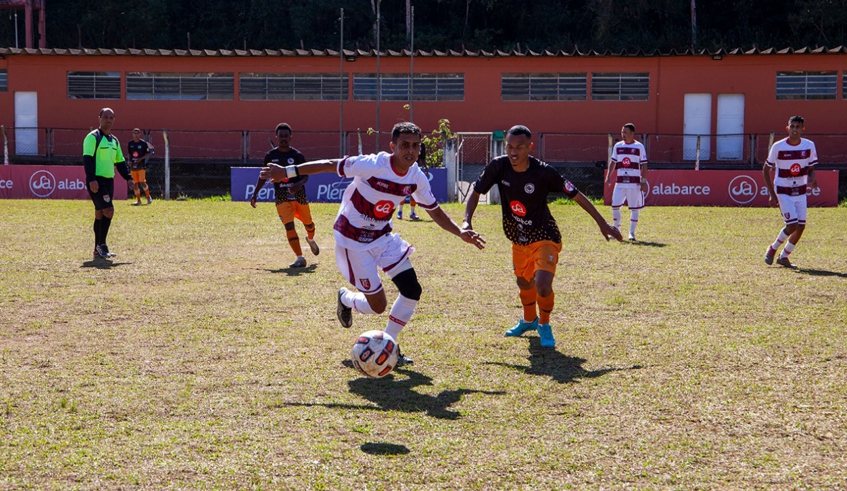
[
  {"left": 611, "top": 140, "right": 647, "bottom": 187},
  {"left": 766, "top": 137, "right": 818, "bottom": 191},
  {"left": 334, "top": 151, "right": 438, "bottom": 250}
]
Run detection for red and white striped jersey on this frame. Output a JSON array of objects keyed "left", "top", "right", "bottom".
[
  {"left": 611, "top": 140, "right": 648, "bottom": 186},
  {"left": 333, "top": 151, "right": 438, "bottom": 250},
  {"left": 766, "top": 138, "right": 818, "bottom": 193}
]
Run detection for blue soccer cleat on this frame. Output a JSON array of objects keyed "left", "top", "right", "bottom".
[
  {"left": 505, "top": 317, "right": 538, "bottom": 337},
  {"left": 537, "top": 323, "right": 556, "bottom": 348}
]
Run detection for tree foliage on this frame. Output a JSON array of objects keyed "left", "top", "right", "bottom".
[{"left": 0, "top": 0, "right": 843, "bottom": 51}]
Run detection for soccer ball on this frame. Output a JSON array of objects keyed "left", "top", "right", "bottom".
[{"left": 350, "top": 330, "right": 399, "bottom": 378}]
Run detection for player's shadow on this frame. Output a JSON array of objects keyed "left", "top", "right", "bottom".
[
  {"left": 80, "top": 260, "right": 130, "bottom": 269},
  {"left": 625, "top": 240, "right": 666, "bottom": 248},
  {"left": 360, "top": 442, "right": 410, "bottom": 456},
  {"left": 261, "top": 264, "right": 318, "bottom": 276},
  {"left": 487, "top": 337, "right": 642, "bottom": 384},
  {"left": 793, "top": 268, "right": 847, "bottom": 278}
]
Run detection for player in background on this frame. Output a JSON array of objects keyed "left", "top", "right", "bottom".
[
  {"left": 128, "top": 128, "right": 154, "bottom": 205},
  {"left": 260, "top": 122, "right": 485, "bottom": 365},
  {"left": 83, "top": 107, "right": 132, "bottom": 259},
  {"left": 604, "top": 123, "right": 648, "bottom": 241},
  {"left": 463, "top": 125, "right": 621, "bottom": 349},
  {"left": 397, "top": 145, "right": 428, "bottom": 220},
  {"left": 251, "top": 123, "right": 319, "bottom": 268},
  {"left": 763, "top": 115, "right": 819, "bottom": 269}
]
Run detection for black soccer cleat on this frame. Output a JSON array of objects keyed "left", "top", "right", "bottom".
[
  {"left": 337, "top": 288, "right": 353, "bottom": 328},
  {"left": 97, "top": 244, "right": 116, "bottom": 258},
  {"left": 396, "top": 349, "right": 414, "bottom": 367}
]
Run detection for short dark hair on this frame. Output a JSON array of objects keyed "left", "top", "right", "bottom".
[
  {"left": 275, "top": 123, "right": 292, "bottom": 135},
  {"left": 623, "top": 123, "right": 636, "bottom": 132},
  {"left": 99, "top": 107, "right": 114, "bottom": 117},
  {"left": 507, "top": 125, "right": 532, "bottom": 139},
  {"left": 391, "top": 122, "right": 422, "bottom": 143},
  {"left": 788, "top": 115, "right": 805, "bottom": 126}
]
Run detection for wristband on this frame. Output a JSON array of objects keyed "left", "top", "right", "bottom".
[{"left": 284, "top": 165, "right": 299, "bottom": 179}]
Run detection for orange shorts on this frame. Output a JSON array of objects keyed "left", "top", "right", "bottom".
[
  {"left": 512, "top": 240, "right": 562, "bottom": 281},
  {"left": 276, "top": 201, "right": 313, "bottom": 225},
  {"left": 130, "top": 169, "right": 146, "bottom": 183}
]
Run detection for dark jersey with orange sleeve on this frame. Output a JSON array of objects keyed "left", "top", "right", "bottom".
[
  {"left": 473, "top": 155, "right": 579, "bottom": 246},
  {"left": 264, "top": 147, "right": 308, "bottom": 205}
]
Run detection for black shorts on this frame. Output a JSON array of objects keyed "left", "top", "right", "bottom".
[{"left": 87, "top": 177, "right": 115, "bottom": 210}]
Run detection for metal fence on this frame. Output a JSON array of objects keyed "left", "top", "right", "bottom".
[{"left": 3, "top": 125, "right": 847, "bottom": 200}]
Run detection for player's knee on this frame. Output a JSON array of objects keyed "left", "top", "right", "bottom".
[
  {"left": 367, "top": 295, "right": 388, "bottom": 314},
  {"left": 516, "top": 276, "right": 534, "bottom": 290},
  {"left": 536, "top": 284, "right": 554, "bottom": 298},
  {"left": 283, "top": 221, "right": 296, "bottom": 231},
  {"left": 392, "top": 269, "right": 422, "bottom": 301}
]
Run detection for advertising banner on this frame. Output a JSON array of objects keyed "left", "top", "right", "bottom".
[
  {"left": 232, "top": 167, "right": 449, "bottom": 203},
  {"left": 603, "top": 169, "right": 839, "bottom": 207},
  {"left": 0, "top": 165, "right": 129, "bottom": 200}
]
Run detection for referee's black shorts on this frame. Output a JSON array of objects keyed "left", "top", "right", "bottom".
[{"left": 87, "top": 177, "right": 116, "bottom": 210}]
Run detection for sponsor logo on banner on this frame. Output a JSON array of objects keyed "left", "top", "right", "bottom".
[
  {"left": 30, "top": 170, "right": 56, "bottom": 198},
  {"left": 728, "top": 175, "right": 758, "bottom": 205}
]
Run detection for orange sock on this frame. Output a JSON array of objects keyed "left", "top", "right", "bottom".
[
  {"left": 537, "top": 291, "right": 555, "bottom": 325},
  {"left": 286, "top": 229, "right": 303, "bottom": 256},
  {"left": 305, "top": 222, "right": 316, "bottom": 240},
  {"left": 519, "top": 287, "right": 537, "bottom": 322}
]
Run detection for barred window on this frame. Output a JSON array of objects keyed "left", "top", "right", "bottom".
[
  {"left": 353, "top": 73, "right": 464, "bottom": 101},
  {"left": 0, "top": 69, "right": 7, "bottom": 92},
  {"left": 67, "top": 71, "right": 121, "bottom": 99},
  {"left": 239, "top": 73, "right": 348, "bottom": 101},
  {"left": 776, "top": 71, "right": 837, "bottom": 100},
  {"left": 501, "top": 73, "right": 587, "bottom": 101},
  {"left": 126, "top": 72, "right": 234, "bottom": 100},
  {"left": 591, "top": 72, "right": 650, "bottom": 101}
]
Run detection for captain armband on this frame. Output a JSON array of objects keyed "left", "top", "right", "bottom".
[{"left": 284, "top": 165, "right": 300, "bottom": 179}]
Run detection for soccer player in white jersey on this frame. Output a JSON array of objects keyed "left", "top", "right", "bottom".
[
  {"left": 604, "top": 123, "right": 648, "bottom": 241},
  {"left": 763, "top": 115, "right": 819, "bottom": 269},
  {"left": 260, "top": 122, "right": 486, "bottom": 366}
]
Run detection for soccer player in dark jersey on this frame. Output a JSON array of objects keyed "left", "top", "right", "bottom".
[
  {"left": 463, "top": 125, "right": 622, "bottom": 348},
  {"left": 83, "top": 107, "right": 133, "bottom": 259},
  {"left": 250, "top": 123, "right": 319, "bottom": 268},
  {"left": 127, "top": 128, "right": 154, "bottom": 205}
]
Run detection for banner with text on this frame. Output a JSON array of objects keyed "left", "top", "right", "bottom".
[
  {"left": 231, "top": 167, "right": 448, "bottom": 203},
  {"left": 0, "top": 165, "right": 129, "bottom": 200},
  {"left": 603, "top": 169, "right": 839, "bottom": 207}
]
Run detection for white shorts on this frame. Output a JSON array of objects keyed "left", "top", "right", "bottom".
[
  {"left": 776, "top": 194, "right": 807, "bottom": 226},
  {"left": 611, "top": 184, "right": 644, "bottom": 210},
  {"left": 335, "top": 232, "right": 415, "bottom": 294}
]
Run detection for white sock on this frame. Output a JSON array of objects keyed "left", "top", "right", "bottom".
[
  {"left": 384, "top": 294, "right": 418, "bottom": 340},
  {"left": 612, "top": 207, "right": 621, "bottom": 228},
  {"left": 629, "top": 209, "right": 639, "bottom": 236},
  {"left": 342, "top": 289, "right": 377, "bottom": 315},
  {"left": 771, "top": 229, "right": 788, "bottom": 251},
  {"left": 780, "top": 241, "right": 796, "bottom": 259}
]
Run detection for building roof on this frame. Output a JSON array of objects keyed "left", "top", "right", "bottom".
[{"left": 2, "top": 46, "right": 847, "bottom": 58}]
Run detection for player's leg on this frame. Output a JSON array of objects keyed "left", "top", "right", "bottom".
[
  {"left": 88, "top": 184, "right": 107, "bottom": 258},
  {"left": 96, "top": 179, "right": 117, "bottom": 257},
  {"left": 277, "top": 202, "right": 305, "bottom": 267},
  {"left": 610, "top": 185, "right": 625, "bottom": 230},
  {"left": 335, "top": 244, "right": 387, "bottom": 328},
  {"left": 777, "top": 196, "right": 806, "bottom": 267},
  {"left": 627, "top": 187, "right": 644, "bottom": 241},
  {"left": 384, "top": 262, "right": 420, "bottom": 365},
  {"left": 138, "top": 170, "right": 151, "bottom": 203},
  {"left": 531, "top": 241, "right": 561, "bottom": 348},
  {"left": 294, "top": 202, "right": 319, "bottom": 256},
  {"left": 506, "top": 243, "right": 539, "bottom": 337},
  {"left": 409, "top": 198, "right": 419, "bottom": 220},
  {"left": 131, "top": 170, "right": 142, "bottom": 204}
]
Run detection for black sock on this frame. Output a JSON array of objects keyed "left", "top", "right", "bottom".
[
  {"left": 100, "top": 216, "right": 112, "bottom": 245},
  {"left": 94, "top": 219, "right": 102, "bottom": 247}
]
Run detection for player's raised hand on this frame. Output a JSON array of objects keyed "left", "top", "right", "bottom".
[
  {"left": 603, "top": 223, "right": 623, "bottom": 242},
  {"left": 259, "top": 163, "right": 285, "bottom": 182}
]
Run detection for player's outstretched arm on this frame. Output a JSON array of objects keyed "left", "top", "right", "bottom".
[
  {"left": 259, "top": 159, "right": 339, "bottom": 182},
  {"left": 573, "top": 192, "right": 622, "bottom": 242},
  {"left": 426, "top": 206, "right": 486, "bottom": 250},
  {"left": 462, "top": 190, "right": 482, "bottom": 231}
]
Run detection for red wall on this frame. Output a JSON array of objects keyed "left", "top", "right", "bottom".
[{"left": 1, "top": 52, "right": 845, "bottom": 138}]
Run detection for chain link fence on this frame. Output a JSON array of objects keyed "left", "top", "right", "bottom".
[{"left": 3, "top": 126, "right": 847, "bottom": 201}]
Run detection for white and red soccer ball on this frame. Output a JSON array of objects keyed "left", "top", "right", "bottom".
[{"left": 350, "top": 330, "right": 399, "bottom": 378}]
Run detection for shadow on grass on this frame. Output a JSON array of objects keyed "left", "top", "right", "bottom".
[
  {"left": 625, "top": 240, "right": 666, "bottom": 248},
  {"left": 285, "top": 364, "right": 505, "bottom": 420},
  {"left": 487, "top": 337, "right": 643, "bottom": 384},
  {"left": 794, "top": 268, "right": 847, "bottom": 278},
  {"left": 261, "top": 264, "right": 319, "bottom": 276},
  {"left": 80, "top": 259, "right": 131, "bottom": 269},
  {"left": 360, "top": 442, "right": 410, "bottom": 455}
]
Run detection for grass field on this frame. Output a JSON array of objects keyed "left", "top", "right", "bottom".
[{"left": 1, "top": 198, "right": 846, "bottom": 490}]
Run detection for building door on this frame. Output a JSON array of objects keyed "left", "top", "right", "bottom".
[
  {"left": 14, "top": 92, "right": 38, "bottom": 155},
  {"left": 683, "top": 93, "right": 711, "bottom": 161},
  {"left": 716, "top": 94, "right": 745, "bottom": 161}
]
